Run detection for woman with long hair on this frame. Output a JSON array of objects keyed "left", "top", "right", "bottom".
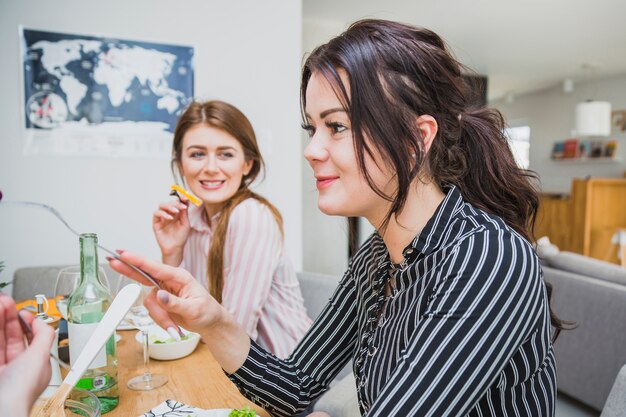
[
  {"left": 152, "top": 100, "right": 311, "bottom": 358},
  {"left": 113, "top": 20, "right": 562, "bottom": 416}
]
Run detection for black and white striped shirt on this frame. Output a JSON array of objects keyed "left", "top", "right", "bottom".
[{"left": 229, "top": 186, "right": 556, "bottom": 416}]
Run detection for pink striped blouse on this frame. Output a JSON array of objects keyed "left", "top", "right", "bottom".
[{"left": 180, "top": 198, "right": 312, "bottom": 358}]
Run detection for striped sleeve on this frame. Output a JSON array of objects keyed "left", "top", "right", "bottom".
[
  {"left": 221, "top": 201, "right": 281, "bottom": 341},
  {"left": 367, "top": 228, "right": 545, "bottom": 416},
  {"left": 228, "top": 265, "right": 359, "bottom": 416}
]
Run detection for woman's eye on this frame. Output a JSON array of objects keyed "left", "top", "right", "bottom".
[
  {"left": 189, "top": 151, "right": 205, "bottom": 158},
  {"left": 218, "top": 152, "right": 234, "bottom": 159},
  {"left": 301, "top": 123, "right": 315, "bottom": 137},
  {"left": 327, "top": 122, "right": 348, "bottom": 135}
]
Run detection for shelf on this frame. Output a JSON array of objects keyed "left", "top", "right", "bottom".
[{"left": 550, "top": 157, "right": 622, "bottom": 164}]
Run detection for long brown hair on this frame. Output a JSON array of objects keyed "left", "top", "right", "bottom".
[
  {"left": 301, "top": 19, "right": 565, "bottom": 338},
  {"left": 172, "top": 100, "right": 283, "bottom": 302}
]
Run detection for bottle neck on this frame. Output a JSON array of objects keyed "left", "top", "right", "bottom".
[{"left": 79, "top": 234, "right": 102, "bottom": 287}]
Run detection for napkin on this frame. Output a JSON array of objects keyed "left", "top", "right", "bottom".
[
  {"left": 139, "top": 400, "right": 246, "bottom": 417},
  {"left": 139, "top": 400, "right": 201, "bottom": 416}
]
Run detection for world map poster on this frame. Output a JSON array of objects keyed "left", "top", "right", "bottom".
[{"left": 20, "top": 27, "right": 194, "bottom": 157}]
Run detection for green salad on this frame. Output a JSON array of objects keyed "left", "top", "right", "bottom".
[
  {"left": 228, "top": 406, "right": 256, "bottom": 417},
  {"left": 151, "top": 334, "right": 193, "bottom": 344}
]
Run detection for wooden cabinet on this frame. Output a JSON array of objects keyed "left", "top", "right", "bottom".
[{"left": 535, "top": 178, "right": 626, "bottom": 265}]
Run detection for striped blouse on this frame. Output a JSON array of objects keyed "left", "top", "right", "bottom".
[
  {"left": 181, "top": 198, "right": 311, "bottom": 359},
  {"left": 229, "top": 186, "right": 557, "bottom": 416}
]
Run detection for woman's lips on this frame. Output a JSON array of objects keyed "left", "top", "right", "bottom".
[
  {"left": 316, "top": 176, "right": 338, "bottom": 189},
  {"left": 199, "top": 180, "right": 225, "bottom": 190}
]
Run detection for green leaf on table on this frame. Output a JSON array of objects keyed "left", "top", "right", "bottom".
[{"left": 229, "top": 406, "right": 256, "bottom": 417}]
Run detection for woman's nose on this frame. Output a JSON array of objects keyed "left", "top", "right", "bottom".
[
  {"left": 203, "top": 155, "right": 219, "bottom": 173},
  {"left": 304, "top": 136, "right": 329, "bottom": 163}
]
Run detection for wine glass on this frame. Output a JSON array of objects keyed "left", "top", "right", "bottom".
[
  {"left": 54, "top": 265, "right": 110, "bottom": 319},
  {"left": 115, "top": 276, "right": 168, "bottom": 390}
]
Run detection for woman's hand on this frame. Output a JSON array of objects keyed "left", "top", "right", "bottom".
[
  {"left": 108, "top": 252, "right": 252, "bottom": 373},
  {"left": 109, "top": 251, "right": 223, "bottom": 334},
  {"left": 0, "top": 295, "right": 55, "bottom": 416},
  {"left": 152, "top": 200, "right": 191, "bottom": 266}
]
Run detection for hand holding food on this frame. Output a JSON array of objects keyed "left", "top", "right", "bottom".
[{"left": 153, "top": 187, "right": 196, "bottom": 265}]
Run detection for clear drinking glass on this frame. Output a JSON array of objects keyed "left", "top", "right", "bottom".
[
  {"left": 54, "top": 265, "right": 110, "bottom": 319},
  {"left": 115, "top": 276, "right": 168, "bottom": 390}
]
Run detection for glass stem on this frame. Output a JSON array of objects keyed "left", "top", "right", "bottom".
[{"left": 141, "top": 329, "right": 152, "bottom": 381}]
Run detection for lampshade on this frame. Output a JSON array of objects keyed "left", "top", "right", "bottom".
[{"left": 576, "top": 100, "right": 611, "bottom": 137}]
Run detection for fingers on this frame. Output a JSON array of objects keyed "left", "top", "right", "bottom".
[
  {"left": 154, "top": 201, "right": 188, "bottom": 220},
  {"left": 107, "top": 258, "right": 155, "bottom": 287},
  {"left": 0, "top": 295, "right": 27, "bottom": 363},
  {"left": 153, "top": 209, "right": 175, "bottom": 222},
  {"left": 155, "top": 289, "right": 192, "bottom": 321},
  {"left": 143, "top": 290, "right": 181, "bottom": 337},
  {"left": 29, "top": 316, "right": 55, "bottom": 354},
  {"left": 116, "top": 251, "right": 192, "bottom": 289}
]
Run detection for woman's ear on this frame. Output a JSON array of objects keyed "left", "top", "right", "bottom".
[
  {"left": 416, "top": 115, "right": 438, "bottom": 153},
  {"left": 243, "top": 159, "right": 253, "bottom": 177}
]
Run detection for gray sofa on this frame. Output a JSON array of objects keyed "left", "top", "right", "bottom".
[
  {"left": 540, "top": 250, "right": 626, "bottom": 412},
  {"left": 12, "top": 264, "right": 120, "bottom": 301}
]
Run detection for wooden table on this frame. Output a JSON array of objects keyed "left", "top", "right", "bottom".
[{"left": 107, "top": 331, "right": 270, "bottom": 416}]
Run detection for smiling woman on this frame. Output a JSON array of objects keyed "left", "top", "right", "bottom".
[{"left": 151, "top": 100, "right": 312, "bottom": 359}]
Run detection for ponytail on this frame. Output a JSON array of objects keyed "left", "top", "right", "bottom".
[{"left": 429, "top": 107, "right": 539, "bottom": 242}]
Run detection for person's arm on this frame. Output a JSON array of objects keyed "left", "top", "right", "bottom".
[
  {"left": 221, "top": 201, "right": 281, "bottom": 341},
  {"left": 366, "top": 229, "right": 547, "bottom": 416},
  {"left": 109, "top": 248, "right": 360, "bottom": 417},
  {"left": 227, "top": 265, "right": 359, "bottom": 416},
  {"left": 0, "top": 295, "right": 55, "bottom": 417}
]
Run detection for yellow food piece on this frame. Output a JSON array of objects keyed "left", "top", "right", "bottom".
[{"left": 170, "top": 184, "right": 201, "bottom": 206}]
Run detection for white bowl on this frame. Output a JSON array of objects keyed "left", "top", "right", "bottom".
[{"left": 135, "top": 324, "right": 200, "bottom": 360}]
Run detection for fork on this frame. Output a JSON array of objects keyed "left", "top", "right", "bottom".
[
  {"left": 17, "top": 310, "right": 70, "bottom": 370},
  {"left": 0, "top": 200, "right": 161, "bottom": 289}
]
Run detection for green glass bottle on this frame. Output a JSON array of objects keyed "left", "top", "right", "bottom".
[{"left": 67, "top": 233, "right": 119, "bottom": 413}]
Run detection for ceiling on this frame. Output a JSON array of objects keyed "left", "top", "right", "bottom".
[{"left": 303, "top": 0, "right": 626, "bottom": 101}]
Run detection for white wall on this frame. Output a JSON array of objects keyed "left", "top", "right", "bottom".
[
  {"left": 0, "top": 0, "right": 303, "bottom": 290},
  {"left": 301, "top": 19, "right": 350, "bottom": 277},
  {"left": 492, "top": 74, "right": 626, "bottom": 193}
]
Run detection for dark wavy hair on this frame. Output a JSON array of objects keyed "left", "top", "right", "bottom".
[{"left": 301, "top": 19, "right": 566, "bottom": 338}]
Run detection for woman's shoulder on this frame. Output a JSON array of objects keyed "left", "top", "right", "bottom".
[
  {"left": 449, "top": 206, "right": 539, "bottom": 269},
  {"left": 229, "top": 197, "right": 280, "bottom": 229},
  {"left": 438, "top": 203, "right": 537, "bottom": 270}
]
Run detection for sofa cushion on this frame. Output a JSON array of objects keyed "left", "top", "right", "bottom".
[
  {"left": 600, "top": 363, "right": 626, "bottom": 417},
  {"left": 544, "top": 265, "right": 626, "bottom": 410},
  {"left": 548, "top": 251, "right": 626, "bottom": 286},
  {"left": 313, "top": 373, "right": 360, "bottom": 417},
  {"left": 12, "top": 264, "right": 120, "bottom": 301}
]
